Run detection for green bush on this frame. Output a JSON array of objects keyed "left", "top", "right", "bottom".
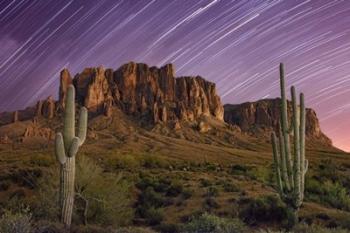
[
  {"left": 155, "top": 223, "right": 180, "bottom": 233},
  {"left": 143, "top": 207, "right": 164, "bottom": 225},
  {"left": 207, "top": 186, "right": 219, "bottom": 197},
  {"left": 112, "top": 154, "right": 141, "bottom": 170},
  {"left": 0, "top": 207, "right": 32, "bottom": 233},
  {"left": 230, "top": 164, "right": 249, "bottom": 175},
  {"left": 222, "top": 181, "right": 240, "bottom": 193},
  {"left": 34, "top": 156, "right": 133, "bottom": 226},
  {"left": 306, "top": 178, "right": 350, "bottom": 211},
  {"left": 166, "top": 180, "right": 183, "bottom": 197},
  {"left": 137, "top": 174, "right": 173, "bottom": 193},
  {"left": 75, "top": 157, "right": 133, "bottom": 226},
  {"left": 137, "top": 187, "right": 166, "bottom": 209},
  {"left": 181, "top": 188, "right": 193, "bottom": 200},
  {"left": 322, "top": 181, "right": 350, "bottom": 211},
  {"left": 182, "top": 212, "right": 247, "bottom": 233},
  {"left": 247, "top": 166, "right": 273, "bottom": 184},
  {"left": 142, "top": 156, "right": 169, "bottom": 169}
]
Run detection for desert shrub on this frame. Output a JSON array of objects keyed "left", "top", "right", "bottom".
[
  {"left": 34, "top": 156, "right": 133, "bottom": 226},
  {"left": 155, "top": 223, "right": 180, "bottom": 233},
  {"left": 142, "top": 156, "right": 169, "bottom": 169},
  {"left": 75, "top": 156, "right": 133, "bottom": 226},
  {"left": 204, "top": 162, "right": 218, "bottom": 171},
  {"left": 230, "top": 164, "right": 249, "bottom": 175},
  {"left": 112, "top": 154, "right": 141, "bottom": 170},
  {"left": 305, "top": 177, "right": 323, "bottom": 196},
  {"left": 143, "top": 207, "right": 164, "bottom": 225},
  {"left": 136, "top": 174, "right": 185, "bottom": 225},
  {"left": 206, "top": 186, "right": 219, "bottom": 197},
  {"left": 204, "top": 197, "right": 220, "bottom": 210},
  {"left": 200, "top": 178, "right": 212, "bottom": 187},
  {"left": 29, "top": 154, "right": 53, "bottom": 167},
  {"left": 292, "top": 223, "right": 350, "bottom": 233},
  {"left": 0, "top": 207, "right": 32, "bottom": 233},
  {"left": 0, "top": 180, "right": 11, "bottom": 191},
  {"left": 239, "top": 195, "right": 288, "bottom": 225},
  {"left": 318, "top": 159, "right": 343, "bottom": 182},
  {"left": 182, "top": 212, "right": 247, "bottom": 233},
  {"left": 247, "top": 166, "right": 273, "bottom": 184},
  {"left": 222, "top": 181, "right": 240, "bottom": 193},
  {"left": 137, "top": 187, "right": 166, "bottom": 209},
  {"left": 166, "top": 180, "right": 183, "bottom": 197},
  {"left": 181, "top": 188, "right": 193, "bottom": 200},
  {"left": 306, "top": 178, "right": 350, "bottom": 211},
  {"left": 136, "top": 187, "right": 167, "bottom": 225},
  {"left": 322, "top": 181, "right": 350, "bottom": 210}
]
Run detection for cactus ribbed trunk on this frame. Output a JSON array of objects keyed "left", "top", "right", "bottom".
[
  {"left": 55, "top": 84, "right": 87, "bottom": 229},
  {"left": 61, "top": 157, "right": 75, "bottom": 226},
  {"left": 271, "top": 63, "right": 308, "bottom": 228}
]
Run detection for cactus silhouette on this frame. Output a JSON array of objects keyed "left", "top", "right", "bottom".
[
  {"left": 271, "top": 63, "right": 308, "bottom": 227},
  {"left": 55, "top": 84, "right": 87, "bottom": 228}
]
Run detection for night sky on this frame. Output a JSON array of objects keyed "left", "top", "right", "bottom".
[{"left": 0, "top": 0, "right": 349, "bottom": 151}]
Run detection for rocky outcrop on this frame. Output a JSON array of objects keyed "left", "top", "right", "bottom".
[
  {"left": 35, "top": 96, "right": 56, "bottom": 119},
  {"left": 23, "top": 124, "right": 55, "bottom": 141},
  {"left": 12, "top": 111, "right": 18, "bottom": 123},
  {"left": 59, "top": 62, "right": 224, "bottom": 124},
  {"left": 59, "top": 69, "right": 73, "bottom": 109},
  {"left": 224, "top": 98, "right": 332, "bottom": 144}
]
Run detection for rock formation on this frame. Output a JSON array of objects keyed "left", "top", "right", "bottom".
[
  {"left": 35, "top": 96, "right": 56, "bottom": 119},
  {"left": 12, "top": 111, "right": 18, "bottom": 123},
  {"left": 59, "top": 69, "right": 73, "bottom": 109},
  {"left": 59, "top": 62, "right": 224, "bottom": 123},
  {"left": 224, "top": 98, "right": 332, "bottom": 144}
]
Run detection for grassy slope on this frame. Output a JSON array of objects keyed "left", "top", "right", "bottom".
[{"left": 0, "top": 108, "right": 349, "bottom": 230}]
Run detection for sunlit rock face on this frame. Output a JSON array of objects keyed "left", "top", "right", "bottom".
[
  {"left": 59, "top": 62, "right": 224, "bottom": 123},
  {"left": 224, "top": 99, "right": 332, "bottom": 145}
]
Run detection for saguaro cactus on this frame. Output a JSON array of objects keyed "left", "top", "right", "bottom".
[
  {"left": 271, "top": 63, "right": 308, "bottom": 226},
  {"left": 55, "top": 84, "right": 87, "bottom": 228}
]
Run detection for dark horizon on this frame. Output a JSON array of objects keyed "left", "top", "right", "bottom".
[{"left": 0, "top": 0, "right": 349, "bottom": 151}]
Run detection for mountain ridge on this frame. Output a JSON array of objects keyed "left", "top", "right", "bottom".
[{"left": 0, "top": 62, "right": 333, "bottom": 148}]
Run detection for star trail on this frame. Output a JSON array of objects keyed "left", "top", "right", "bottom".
[{"left": 0, "top": 0, "right": 350, "bottom": 151}]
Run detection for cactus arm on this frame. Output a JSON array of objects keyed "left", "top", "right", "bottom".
[
  {"left": 77, "top": 107, "right": 88, "bottom": 146},
  {"left": 291, "top": 86, "right": 301, "bottom": 201},
  {"left": 279, "top": 63, "right": 294, "bottom": 188},
  {"left": 55, "top": 133, "right": 67, "bottom": 164},
  {"left": 271, "top": 132, "right": 283, "bottom": 195},
  {"left": 63, "top": 85, "right": 76, "bottom": 151},
  {"left": 69, "top": 137, "right": 81, "bottom": 157},
  {"left": 278, "top": 122, "right": 290, "bottom": 191},
  {"left": 304, "top": 159, "right": 308, "bottom": 174}
]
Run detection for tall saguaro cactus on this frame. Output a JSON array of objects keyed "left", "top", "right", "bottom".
[
  {"left": 55, "top": 85, "right": 87, "bottom": 228},
  {"left": 271, "top": 63, "right": 308, "bottom": 226}
]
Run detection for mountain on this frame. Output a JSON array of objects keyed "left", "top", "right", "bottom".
[
  {"left": 224, "top": 99, "right": 332, "bottom": 145},
  {"left": 0, "top": 62, "right": 332, "bottom": 148},
  {"left": 0, "top": 62, "right": 349, "bottom": 232}
]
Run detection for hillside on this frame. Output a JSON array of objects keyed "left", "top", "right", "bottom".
[{"left": 0, "top": 62, "right": 349, "bottom": 232}]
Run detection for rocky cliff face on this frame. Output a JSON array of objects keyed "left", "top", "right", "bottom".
[
  {"left": 59, "top": 62, "right": 224, "bottom": 123},
  {"left": 224, "top": 99, "right": 332, "bottom": 144},
  {"left": 0, "top": 62, "right": 332, "bottom": 147}
]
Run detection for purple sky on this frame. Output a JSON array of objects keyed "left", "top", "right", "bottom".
[{"left": 0, "top": 0, "right": 350, "bottom": 151}]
